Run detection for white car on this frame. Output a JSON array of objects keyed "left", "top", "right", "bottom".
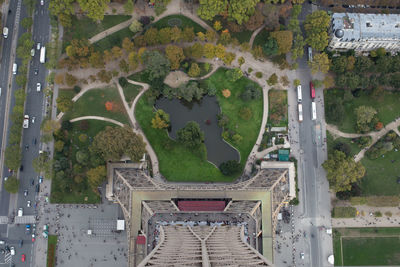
[
  {"left": 300, "top": 252, "right": 305, "bottom": 259},
  {"left": 18, "top": 208, "right": 23, "bottom": 217},
  {"left": 36, "top": 83, "right": 41, "bottom": 92},
  {"left": 37, "top": 42, "right": 41, "bottom": 50},
  {"left": 3, "top": 176, "right": 7, "bottom": 181},
  {"left": 31, "top": 49, "right": 35, "bottom": 57},
  {"left": 10, "top": 246, "right": 15, "bottom": 256},
  {"left": 27, "top": 201, "right": 31, "bottom": 207},
  {"left": 32, "top": 117, "right": 35, "bottom": 123},
  {"left": 40, "top": 0, "right": 44, "bottom": 5}
]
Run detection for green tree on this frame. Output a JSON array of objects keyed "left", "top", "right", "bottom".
[
  {"left": 87, "top": 165, "right": 107, "bottom": 189},
  {"left": 123, "top": 0, "right": 134, "bottom": 14},
  {"left": 188, "top": 63, "right": 201, "bottom": 77},
  {"left": 267, "top": 73, "right": 278, "bottom": 85},
  {"left": 355, "top": 106, "right": 377, "bottom": 133},
  {"left": 226, "top": 68, "right": 243, "bottom": 82},
  {"left": 262, "top": 37, "right": 279, "bottom": 56},
  {"left": 151, "top": 109, "right": 170, "bottom": 129},
  {"left": 129, "top": 19, "right": 142, "bottom": 33},
  {"left": 32, "top": 151, "right": 52, "bottom": 177},
  {"left": 158, "top": 27, "right": 172, "bottom": 44},
  {"left": 165, "top": 45, "right": 185, "bottom": 70},
  {"left": 76, "top": 151, "right": 89, "bottom": 165},
  {"left": 322, "top": 150, "right": 365, "bottom": 192},
  {"left": 190, "top": 43, "right": 204, "bottom": 59},
  {"left": 219, "top": 160, "right": 241, "bottom": 175},
  {"left": 5, "top": 145, "right": 21, "bottom": 171},
  {"left": 177, "top": 121, "right": 204, "bottom": 148},
  {"left": 90, "top": 126, "right": 146, "bottom": 161},
  {"left": 197, "top": 0, "right": 226, "bottom": 21},
  {"left": 144, "top": 28, "right": 158, "bottom": 46},
  {"left": 228, "top": 0, "right": 260, "bottom": 25},
  {"left": 56, "top": 96, "right": 73, "bottom": 112},
  {"left": 3, "top": 176, "right": 19, "bottom": 194},
  {"left": 308, "top": 52, "right": 330, "bottom": 74},
  {"left": 49, "top": 0, "right": 75, "bottom": 27},
  {"left": 54, "top": 140, "right": 65, "bottom": 152},
  {"left": 170, "top": 26, "right": 182, "bottom": 43},
  {"left": 77, "top": 0, "right": 110, "bottom": 21},
  {"left": 214, "top": 21, "right": 222, "bottom": 31},
  {"left": 304, "top": 10, "right": 330, "bottom": 51},
  {"left": 182, "top": 27, "right": 195, "bottom": 42},
  {"left": 141, "top": 50, "right": 170, "bottom": 80},
  {"left": 42, "top": 119, "right": 61, "bottom": 135},
  {"left": 21, "top": 17, "right": 33, "bottom": 29},
  {"left": 270, "top": 31, "right": 293, "bottom": 55}
]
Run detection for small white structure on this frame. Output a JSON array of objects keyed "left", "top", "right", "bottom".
[
  {"left": 87, "top": 229, "right": 92, "bottom": 235},
  {"left": 117, "top": 220, "right": 125, "bottom": 231},
  {"left": 326, "top": 228, "right": 332, "bottom": 235}
]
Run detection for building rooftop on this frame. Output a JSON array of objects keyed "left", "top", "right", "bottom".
[{"left": 332, "top": 13, "right": 400, "bottom": 41}]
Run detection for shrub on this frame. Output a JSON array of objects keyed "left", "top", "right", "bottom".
[
  {"left": 73, "top": 86, "right": 81, "bottom": 94},
  {"left": 219, "top": 160, "right": 241, "bottom": 176},
  {"left": 374, "top": 211, "right": 382, "bottom": 217},
  {"left": 239, "top": 107, "right": 252, "bottom": 120},
  {"left": 222, "top": 89, "right": 231, "bottom": 98},
  {"left": 385, "top": 211, "right": 392, "bottom": 217},
  {"left": 255, "top": 72, "right": 262, "bottom": 78},
  {"left": 267, "top": 73, "right": 278, "bottom": 86},
  {"left": 247, "top": 67, "right": 253, "bottom": 73},
  {"left": 332, "top": 206, "right": 357, "bottom": 218}
]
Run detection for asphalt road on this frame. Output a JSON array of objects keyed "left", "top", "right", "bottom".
[{"left": 0, "top": 0, "right": 50, "bottom": 265}]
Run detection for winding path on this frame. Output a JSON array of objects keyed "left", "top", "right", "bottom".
[
  {"left": 249, "top": 22, "right": 266, "bottom": 48},
  {"left": 70, "top": 116, "right": 125, "bottom": 127}
]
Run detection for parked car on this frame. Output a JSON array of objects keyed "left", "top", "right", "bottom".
[
  {"left": 27, "top": 201, "right": 31, "bottom": 207},
  {"left": 18, "top": 240, "right": 23, "bottom": 248},
  {"left": 24, "top": 190, "right": 28, "bottom": 197},
  {"left": 10, "top": 246, "right": 15, "bottom": 255},
  {"left": 21, "top": 254, "right": 25, "bottom": 262}
]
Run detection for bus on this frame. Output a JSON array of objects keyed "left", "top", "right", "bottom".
[
  {"left": 310, "top": 82, "right": 315, "bottom": 99},
  {"left": 298, "top": 103, "right": 303, "bottom": 122},
  {"left": 297, "top": 85, "right": 302, "bottom": 103},
  {"left": 311, "top": 101, "right": 317, "bottom": 121},
  {"left": 40, "top": 46, "right": 46, "bottom": 63}
]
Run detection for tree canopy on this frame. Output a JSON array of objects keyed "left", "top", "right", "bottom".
[
  {"left": 165, "top": 45, "right": 185, "bottom": 70},
  {"left": 322, "top": 150, "right": 365, "bottom": 192},
  {"left": 3, "top": 176, "right": 19, "bottom": 194},
  {"left": 87, "top": 165, "right": 107, "bottom": 189},
  {"left": 141, "top": 50, "right": 171, "bottom": 80},
  {"left": 304, "top": 10, "right": 330, "bottom": 51},
  {"left": 270, "top": 31, "right": 293, "bottom": 55},
  {"left": 77, "top": 0, "right": 110, "bottom": 21},
  {"left": 177, "top": 121, "right": 205, "bottom": 148}
]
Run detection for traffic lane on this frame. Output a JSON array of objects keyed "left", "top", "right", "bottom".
[{"left": 7, "top": 224, "right": 33, "bottom": 266}]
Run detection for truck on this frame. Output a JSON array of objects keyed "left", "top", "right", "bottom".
[
  {"left": 3, "top": 27, "right": 8, "bottom": 38},
  {"left": 23, "top": 115, "right": 29, "bottom": 129},
  {"left": 311, "top": 101, "right": 317, "bottom": 121},
  {"left": 40, "top": 46, "right": 46, "bottom": 63}
]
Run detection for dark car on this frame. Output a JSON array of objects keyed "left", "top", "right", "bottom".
[
  {"left": 18, "top": 240, "right": 23, "bottom": 248},
  {"left": 25, "top": 145, "right": 29, "bottom": 151},
  {"left": 20, "top": 165, "right": 23, "bottom": 171},
  {"left": 30, "top": 178, "right": 34, "bottom": 186},
  {"left": 35, "top": 184, "right": 40, "bottom": 193},
  {"left": 34, "top": 69, "right": 38, "bottom": 75}
]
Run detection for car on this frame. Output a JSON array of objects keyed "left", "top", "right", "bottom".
[
  {"left": 27, "top": 201, "right": 31, "bottom": 207},
  {"left": 3, "top": 176, "right": 8, "bottom": 181},
  {"left": 37, "top": 42, "right": 41, "bottom": 50},
  {"left": 39, "top": 176, "right": 43, "bottom": 184},
  {"left": 24, "top": 190, "right": 28, "bottom": 197},
  {"left": 33, "top": 138, "right": 37, "bottom": 145},
  {"left": 31, "top": 178, "right": 35, "bottom": 186},
  {"left": 40, "top": 0, "right": 44, "bottom": 5},
  {"left": 32, "top": 117, "right": 35, "bottom": 123},
  {"left": 0, "top": 249, "right": 5, "bottom": 254},
  {"left": 31, "top": 234, "right": 36, "bottom": 242},
  {"left": 5, "top": 246, "right": 10, "bottom": 253},
  {"left": 21, "top": 254, "right": 25, "bottom": 262},
  {"left": 25, "top": 144, "right": 29, "bottom": 151},
  {"left": 300, "top": 252, "right": 305, "bottom": 259},
  {"left": 10, "top": 246, "right": 15, "bottom": 255},
  {"left": 0, "top": 87, "right": 2, "bottom": 96},
  {"left": 18, "top": 240, "right": 23, "bottom": 248},
  {"left": 20, "top": 165, "right": 24, "bottom": 171},
  {"left": 30, "top": 49, "right": 35, "bottom": 57},
  {"left": 36, "top": 83, "right": 41, "bottom": 92},
  {"left": 35, "top": 184, "right": 40, "bottom": 193},
  {"left": 8, "top": 9, "right": 11, "bottom": 14},
  {"left": 0, "top": 240, "right": 5, "bottom": 245},
  {"left": 34, "top": 69, "right": 38, "bottom": 75}
]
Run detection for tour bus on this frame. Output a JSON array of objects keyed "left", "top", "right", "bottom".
[
  {"left": 297, "top": 85, "right": 302, "bottom": 103},
  {"left": 298, "top": 103, "right": 303, "bottom": 122},
  {"left": 40, "top": 46, "right": 46, "bottom": 63},
  {"left": 311, "top": 101, "right": 317, "bottom": 121},
  {"left": 310, "top": 81, "right": 315, "bottom": 99}
]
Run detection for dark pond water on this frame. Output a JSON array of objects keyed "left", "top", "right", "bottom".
[{"left": 155, "top": 96, "right": 240, "bottom": 166}]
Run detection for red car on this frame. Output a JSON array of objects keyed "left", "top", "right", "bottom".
[
  {"left": 32, "top": 234, "right": 36, "bottom": 242},
  {"left": 21, "top": 254, "right": 26, "bottom": 262},
  {"left": 310, "top": 82, "right": 315, "bottom": 99}
]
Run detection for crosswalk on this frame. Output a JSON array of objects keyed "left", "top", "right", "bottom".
[
  {"left": 4, "top": 252, "right": 12, "bottom": 264},
  {"left": 0, "top": 216, "right": 9, "bottom": 224}
]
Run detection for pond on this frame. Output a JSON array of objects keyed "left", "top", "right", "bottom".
[{"left": 155, "top": 96, "right": 240, "bottom": 166}]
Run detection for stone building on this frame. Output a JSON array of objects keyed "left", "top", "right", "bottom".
[{"left": 329, "top": 13, "right": 400, "bottom": 52}]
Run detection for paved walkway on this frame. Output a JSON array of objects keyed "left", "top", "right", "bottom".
[
  {"left": 70, "top": 116, "right": 125, "bottom": 127},
  {"left": 249, "top": 22, "right": 266, "bottom": 48},
  {"left": 326, "top": 118, "right": 400, "bottom": 162}
]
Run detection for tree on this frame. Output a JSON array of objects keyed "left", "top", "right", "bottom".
[
  {"left": 111, "top": 46, "right": 123, "bottom": 59},
  {"left": 65, "top": 73, "right": 78, "bottom": 86},
  {"left": 144, "top": 28, "right": 158, "bottom": 46},
  {"left": 355, "top": 106, "right": 377, "bottom": 133},
  {"left": 228, "top": 0, "right": 260, "bottom": 25},
  {"left": 239, "top": 107, "right": 252, "bottom": 120},
  {"left": 32, "top": 151, "right": 52, "bottom": 177},
  {"left": 42, "top": 119, "right": 61, "bottom": 135},
  {"left": 308, "top": 52, "right": 330, "bottom": 74},
  {"left": 204, "top": 43, "right": 215, "bottom": 59},
  {"left": 77, "top": 0, "right": 110, "bottom": 21},
  {"left": 214, "top": 21, "right": 222, "bottom": 31},
  {"left": 123, "top": 0, "right": 134, "bottom": 14},
  {"left": 56, "top": 96, "right": 73, "bottom": 112},
  {"left": 128, "top": 20, "right": 142, "bottom": 35},
  {"left": 90, "top": 126, "right": 146, "bottom": 162},
  {"left": 205, "top": 29, "right": 216, "bottom": 42},
  {"left": 119, "top": 59, "right": 130, "bottom": 73},
  {"left": 214, "top": 44, "right": 226, "bottom": 59},
  {"left": 177, "top": 121, "right": 204, "bottom": 148},
  {"left": 87, "top": 165, "right": 107, "bottom": 189},
  {"left": 197, "top": 0, "right": 226, "bottom": 21},
  {"left": 165, "top": 45, "right": 185, "bottom": 70},
  {"left": 270, "top": 31, "right": 293, "bottom": 55},
  {"left": 304, "top": 10, "right": 330, "bottom": 51},
  {"left": 238, "top": 56, "right": 245, "bottom": 66},
  {"left": 267, "top": 73, "right": 278, "bottom": 85},
  {"left": 190, "top": 43, "right": 204, "bottom": 59},
  {"left": 182, "top": 27, "right": 195, "bottom": 42},
  {"left": 141, "top": 50, "right": 170, "bottom": 80},
  {"left": 244, "top": 8, "right": 264, "bottom": 31},
  {"left": 54, "top": 73, "right": 65, "bottom": 84},
  {"left": 49, "top": 0, "right": 74, "bottom": 27},
  {"left": 262, "top": 37, "right": 279, "bottom": 56},
  {"left": 218, "top": 31, "right": 231, "bottom": 45},
  {"left": 5, "top": 145, "right": 21, "bottom": 171},
  {"left": 170, "top": 26, "right": 182, "bottom": 43},
  {"left": 54, "top": 140, "right": 65, "bottom": 152},
  {"left": 262, "top": 3, "right": 279, "bottom": 31},
  {"left": 128, "top": 51, "right": 139, "bottom": 70},
  {"left": 89, "top": 51, "right": 105, "bottom": 68},
  {"left": 158, "top": 27, "right": 172, "bottom": 44},
  {"left": 322, "top": 150, "right": 365, "bottom": 192},
  {"left": 3, "top": 176, "right": 19, "bottom": 194},
  {"left": 21, "top": 17, "right": 33, "bottom": 29},
  {"left": 151, "top": 109, "right": 170, "bottom": 129},
  {"left": 76, "top": 151, "right": 89, "bottom": 165},
  {"left": 219, "top": 160, "right": 241, "bottom": 175},
  {"left": 226, "top": 68, "right": 243, "bottom": 82},
  {"left": 188, "top": 63, "right": 201, "bottom": 77}
]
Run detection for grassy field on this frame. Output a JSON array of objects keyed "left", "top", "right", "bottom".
[
  {"left": 50, "top": 120, "right": 115, "bottom": 203},
  {"left": 325, "top": 89, "right": 400, "bottom": 133},
  {"left": 253, "top": 28, "right": 268, "bottom": 48},
  {"left": 121, "top": 82, "right": 142, "bottom": 105},
  {"left": 268, "top": 90, "right": 287, "bottom": 127},
  {"left": 151, "top": 15, "right": 206, "bottom": 33},
  {"left": 135, "top": 68, "right": 263, "bottom": 182},
  {"left": 92, "top": 26, "right": 132, "bottom": 52},
  {"left": 63, "top": 15, "right": 131, "bottom": 51},
  {"left": 333, "top": 227, "right": 400, "bottom": 266},
  {"left": 47, "top": 235, "right": 58, "bottom": 267},
  {"left": 58, "top": 88, "right": 76, "bottom": 100},
  {"left": 360, "top": 149, "right": 400, "bottom": 196},
  {"left": 231, "top": 30, "right": 253, "bottom": 44},
  {"left": 64, "top": 87, "right": 129, "bottom": 125},
  {"left": 326, "top": 132, "right": 361, "bottom": 157}
]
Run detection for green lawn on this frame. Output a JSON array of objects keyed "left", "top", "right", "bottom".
[
  {"left": 325, "top": 89, "right": 400, "bottom": 133},
  {"left": 64, "top": 87, "right": 129, "bottom": 125},
  {"left": 253, "top": 28, "right": 268, "bottom": 48},
  {"left": 51, "top": 120, "right": 115, "bottom": 204},
  {"left": 58, "top": 88, "right": 76, "bottom": 100},
  {"left": 231, "top": 30, "right": 253, "bottom": 44},
  {"left": 92, "top": 26, "right": 132, "bottom": 52},
  {"left": 128, "top": 70, "right": 150, "bottom": 83},
  {"left": 47, "top": 235, "right": 58, "bottom": 267},
  {"left": 326, "top": 132, "right": 361, "bottom": 157},
  {"left": 334, "top": 227, "right": 400, "bottom": 266},
  {"left": 268, "top": 90, "right": 287, "bottom": 127},
  {"left": 121, "top": 82, "right": 142, "bottom": 105},
  {"left": 63, "top": 15, "right": 131, "bottom": 51},
  {"left": 151, "top": 15, "right": 206, "bottom": 33},
  {"left": 134, "top": 68, "right": 263, "bottom": 182},
  {"left": 360, "top": 149, "right": 400, "bottom": 196}
]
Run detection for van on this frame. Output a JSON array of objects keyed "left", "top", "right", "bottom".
[{"left": 12, "top": 63, "right": 17, "bottom": 75}]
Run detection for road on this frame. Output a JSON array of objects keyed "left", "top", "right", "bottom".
[{"left": 0, "top": 0, "right": 51, "bottom": 266}]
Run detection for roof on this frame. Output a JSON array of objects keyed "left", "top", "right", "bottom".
[
  {"left": 278, "top": 149, "right": 290, "bottom": 161},
  {"left": 117, "top": 220, "right": 125, "bottom": 231},
  {"left": 136, "top": 235, "right": 146, "bottom": 245},
  {"left": 178, "top": 201, "right": 226, "bottom": 211},
  {"left": 332, "top": 13, "right": 400, "bottom": 41}
]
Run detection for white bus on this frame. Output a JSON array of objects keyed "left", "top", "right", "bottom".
[
  {"left": 40, "top": 46, "right": 46, "bottom": 63},
  {"left": 311, "top": 101, "right": 317, "bottom": 121},
  {"left": 297, "top": 85, "right": 302, "bottom": 103},
  {"left": 298, "top": 103, "right": 303, "bottom": 122}
]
